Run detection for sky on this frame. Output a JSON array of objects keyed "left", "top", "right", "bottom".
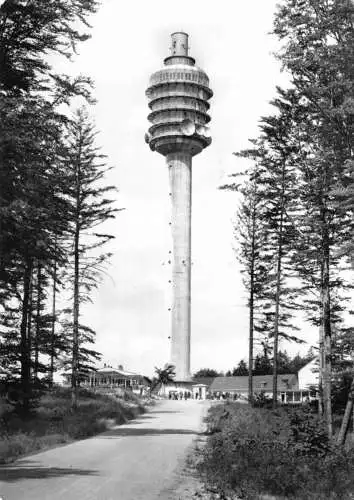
[{"left": 59, "top": 0, "right": 320, "bottom": 377}]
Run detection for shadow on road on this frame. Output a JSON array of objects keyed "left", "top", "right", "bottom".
[
  {"left": 0, "top": 461, "right": 98, "bottom": 482},
  {"left": 148, "top": 410, "right": 183, "bottom": 414},
  {"left": 101, "top": 427, "right": 198, "bottom": 437},
  {"left": 128, "top": 414, "right": 155, "bottom": 420}
]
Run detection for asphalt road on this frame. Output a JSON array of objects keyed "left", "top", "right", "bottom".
[{"left": 0, "top": 400, "right": 208, "bottom": 500}]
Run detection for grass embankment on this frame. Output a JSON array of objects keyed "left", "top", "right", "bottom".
[
  {"left": 198, "top": 402, "right": 354, "bottom": 500},
  {"left": 0, "top": 386, "right": 150, "bottom": 464}
]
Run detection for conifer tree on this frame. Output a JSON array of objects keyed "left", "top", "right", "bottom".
[
  {"left": 273, "top": 0, "right": 354, "bottom": 435},
  {"left": 0, "top": 0, "right": 101, "bottom": 411},
  {"left": 0, "top": 0, "right": 98, "bottom": 94},
  {"left": 0, "top": 100, "right": 73, "bottom": 411},
  {"left": 332, "top": 326, "right": 354, "bottom": 444},
  {"left": 232, "top": 360, "right": 249, "bottom": 376},
  {"left": 63, "top": 108, "right": 120, "bottom": 409},
  {"left": 221, "top": 165, "right": 269, "bottom": 402},
  {"left": 233, "top": 92, "right": 303, "bottom": 405},
  {"left": 257, "top": 90, "right": 304, "bottom": 406}
]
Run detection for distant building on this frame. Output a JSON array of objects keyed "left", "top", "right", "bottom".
[
  {"left": 209, "top": 374, "right": 300, "bottom": 403},
  {"left": 158, "top": 376, "right": 216, "bottom": 400},
  {"left": 298, "top": 358, "right": 319, "bottom": 390},
  {"left": 62, "top": 364, "right": 150, "bottom": 396},
  {"left": 190, "top": 362, "right": 319, "bottom": 403}
]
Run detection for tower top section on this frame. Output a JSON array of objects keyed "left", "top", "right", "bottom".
[
  {"left": 145, "top": 32, "right": 213, "bottom": 157},
  {"left": 170, "top": 32, "right": 189, "bottom": 56}
]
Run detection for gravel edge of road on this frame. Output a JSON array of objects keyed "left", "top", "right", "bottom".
[{"left": 155, "top": 401, "right": 239, "bottom": 500}]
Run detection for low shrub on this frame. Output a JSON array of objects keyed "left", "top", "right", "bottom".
[
  {"left": 286, "top": 406, "right": 330, "bottom": 456},
  {"left": 252, "top": 391, "right": 274, "bottom": 409},
  {"left": 0, "top": 432, "right": 70, "bottom": 463},
  {"left": 0, "top": 387, "right": 147, "bottom": 463},
  {"left": 199, "top": 402, "right": 354, "bottom": 499}
]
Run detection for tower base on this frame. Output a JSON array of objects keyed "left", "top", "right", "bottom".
[{"left": 158, "top": 380, "right": 208, "bottom": 400}]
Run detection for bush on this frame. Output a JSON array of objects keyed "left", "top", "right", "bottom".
[
  {"left": 0, "top": 432, "right": 70, "bottom": 463},
  {"left": 252, "top": 391, "right": 274, "bottom": 409},
  {"left": 0, "top": 387, "right": 147, "bottom": 463},
  {"left": 199, "top": 402, "right": 354, "bottom": 499},
  {"left": 286, "top": 406, "right": 330, "bottom": 456}
]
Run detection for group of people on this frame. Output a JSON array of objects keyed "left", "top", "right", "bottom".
[
  {"left": 168, "top": 390, "right": 203, "bottom": 400},
  {"left": 210, "top": 391, "right": 236, "bottom": 400},
  {"left": 167, "top": 390, "right": 240, "bottom": 401}
]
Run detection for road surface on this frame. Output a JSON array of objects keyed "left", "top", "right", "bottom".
[{"left": 0, "top": 400, "right": 208, "bottom": 500}]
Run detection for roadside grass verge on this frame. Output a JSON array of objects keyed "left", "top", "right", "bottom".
[
  {"left": 198, "top": 402, "right": 354, "bottom": 500},
  {"left": 0, "top": 387, "right": 150, "bottom": 464}
]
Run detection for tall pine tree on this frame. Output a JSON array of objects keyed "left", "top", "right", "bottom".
[
  {"left": 63, "top": 108, "right": 121, "bottom": 409},
  {"left": 273, "top": 0, "right": 354, "bottom": 435}
]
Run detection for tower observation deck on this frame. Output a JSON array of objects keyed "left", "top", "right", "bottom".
[{"left": 145, "top": 32, "right": 213, "bottom": 381}]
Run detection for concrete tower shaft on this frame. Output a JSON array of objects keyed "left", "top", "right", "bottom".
[
  {"left": 168, "top": 152, "right": 192, "bottom": 380},
  {"left": 145, "top": 33, "right": 212, "bottom": 381}
]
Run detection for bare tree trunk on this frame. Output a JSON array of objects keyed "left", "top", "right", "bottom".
[
  {"left": 248, "top": 286, "right": 254, "bottom": 404},
  {"left": 322, "top": 240, "right": 332, "bottom": 437},
  {"left": 337, "top": 378, "right": 354, "bottom": 446},
  {"left": 49, "top": 253, "right": 57, "bottom": 386},
  {"left": 272, "top": 248, "right": 282, "bottom": 408},
  {"left": 273, "top": 169, "right": 285, "bottom": 409},
  {"left": 248, "top": 206, "right": 256, "bottom": 405},
  {"left": 317, "top": 164, "right": 333, "bottom": 437},
  {"left": 318, "top": 341, "right": 324, "bottom": 417},
  {"left": 20, "top": 259, "right": 33, "bottom": 413},
  {"left": 71, "top": 228, "right": 80, "bottom": 409},
  {"left": 27, "top": 271, "right": 33, "bottom": 377},
  {"left": 71, "top": 160, "right": 81, "bottom": 410},
  {"left": 34, "top": 263, "right": 41, "bottom": 379},
  {"left": 318, "top": 278, "right": 325, "bottom": 416}
]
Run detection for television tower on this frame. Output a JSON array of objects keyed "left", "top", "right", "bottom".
[{"left": 145, "top": 32, "right": 213, "bottom": 381}]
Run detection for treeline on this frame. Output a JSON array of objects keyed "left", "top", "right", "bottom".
[
  {"left": 193, "top": 349, "right": 313, "bottom": 378},
  {"left": 225, "top": 349, "right": 315, "bottom": 376},
  {"left": 0, "top": 1, "right": 119, "bottom": 412},
  {"left": 222, "top": 0, "right": 353, "bottom": 441}
]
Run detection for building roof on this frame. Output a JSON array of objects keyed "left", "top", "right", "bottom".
[
  {"left": 62, "top": 366, "right": 146, "bottom": 380},
  {"left": 297, "top": 358, "right": 318, "bottom": 373},
  {"left": 192, "top": 377, "right": 215, "bottom": 387},
  {"left": 209, "top": 374, "right": 298, "bottom": 393},
  {"left": 96, "top": 367, "right": 139, "bottom": 377}
]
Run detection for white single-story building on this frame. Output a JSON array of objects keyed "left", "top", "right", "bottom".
[
  {"left": 158, "top": 378, "right": 211, "bottom": 400},
  {"left": 62, "top": 364, "right": 150, "bottom": 395},
  {"left": 209, "top": 373, "right": 304, "bottom": 403},
  {"left": 298, "top": 358, "right": 319, "bottom": 390}
]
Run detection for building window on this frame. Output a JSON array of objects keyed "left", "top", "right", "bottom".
[
  {"left": 294, "top": 392, "right": 301, "bottom": 402},
  {"left": 286, "top": 391, "right": 293, "bottom": 402}
]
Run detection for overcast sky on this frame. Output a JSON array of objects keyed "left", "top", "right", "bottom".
[{"left": 62, "top": 0, "right": 319, "bottom": 376}]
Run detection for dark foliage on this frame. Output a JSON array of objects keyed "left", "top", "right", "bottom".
[{"left": 200, "top": 403, "right": 354, "bottom": 499}]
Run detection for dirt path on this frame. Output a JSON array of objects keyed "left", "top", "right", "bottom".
[{"left": 0, "top": 400, "right": 209, "bottom": 500}]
